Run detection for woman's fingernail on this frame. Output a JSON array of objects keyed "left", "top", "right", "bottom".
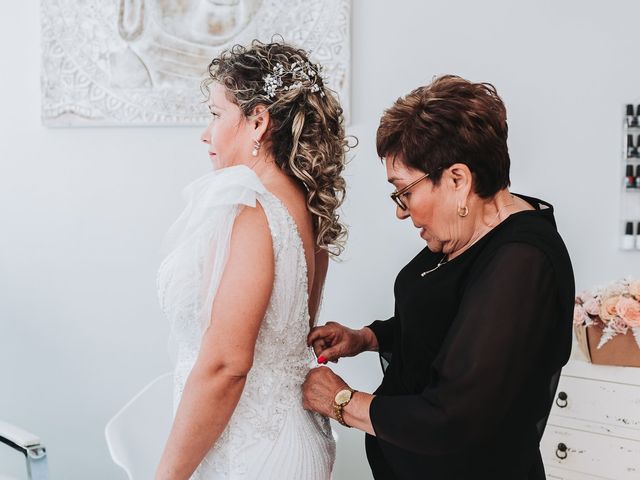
[{"left": 317, "top": 356, "right": 327, "bottom": 364}]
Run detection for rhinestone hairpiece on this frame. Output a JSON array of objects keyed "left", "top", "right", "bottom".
[{"left": 263, "top": 61, "right": 325, "bottom": 99}]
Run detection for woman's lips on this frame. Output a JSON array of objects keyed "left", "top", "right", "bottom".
[{"left": 208, "top": 152, "right": 216, "bottom": 157}]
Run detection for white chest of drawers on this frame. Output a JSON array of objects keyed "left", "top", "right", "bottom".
[{"left": 541, "top": 348, "right": 640, "bottom": 479}]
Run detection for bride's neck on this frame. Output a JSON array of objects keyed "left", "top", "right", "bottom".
[{"left": 248, "top": 155, "right": 285, "bottom": 188}]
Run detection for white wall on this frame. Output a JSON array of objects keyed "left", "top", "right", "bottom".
[{"left": 2, "top": 1, "right": 640, "bottom": 478}]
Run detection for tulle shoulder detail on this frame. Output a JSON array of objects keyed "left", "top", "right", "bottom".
[
  {"left": 162, "top": 165, "right": 266, "bottom": 252},
  {"left": 184, "top": 165, "right": 266, "bottom": 209}
]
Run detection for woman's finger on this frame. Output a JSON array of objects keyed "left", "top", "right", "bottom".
[
  {"left": 311, "top": 337, "right": 327, "bottom": 357},
  {"left": 316, "top": 345, "right": 341, "bottom": 364},
  {"left": 307, "top": 325, "right": 331, "bottom": 345}
]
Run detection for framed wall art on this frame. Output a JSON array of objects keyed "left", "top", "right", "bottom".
[{"left": 41, "top": 0, "right": 350, "bottom": 126}]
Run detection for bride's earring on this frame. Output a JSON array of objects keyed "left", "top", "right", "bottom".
[{"left": 251, "top": 139, "right": 261, "bottom": 157}]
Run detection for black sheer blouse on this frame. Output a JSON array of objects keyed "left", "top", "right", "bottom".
[{"left": 365, "top": 195, "right": 575, "bottom": 480}]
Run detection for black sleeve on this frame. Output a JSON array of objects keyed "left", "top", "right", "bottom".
[
  {"left": 366, "top": 316, "right": 396, "bottom": 355},
  {"left": 369, "top": 243, "right": 558, "bottom": 455},
  {"left": 367, "top": 316, "right": 397, "bottom": 371}
]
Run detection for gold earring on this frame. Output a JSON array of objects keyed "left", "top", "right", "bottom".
[
  {"left": 251, "top": 139, "right": 261, "bottom": 157},
  {"left": 457, "top": 205, "right": 469, "bottom": 217}
]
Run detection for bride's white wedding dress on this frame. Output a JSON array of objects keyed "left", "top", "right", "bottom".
[{"left": 156, "top": 165, "right": 335, "bottom": 479}]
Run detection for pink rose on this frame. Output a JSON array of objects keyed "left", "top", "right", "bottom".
[
  {"left": 576, "top": 290, "right": 592, "bottom": 305},
  {"left": 629, "top": 281, "right": 640, "bottom": 301},
  {"left": 583, "top": 297, "right": 601, "bottom": 316},
  {"left": 573, "top": 304, "right": 589, "bottom": 326},
  {"left": 615, "top": 297, "right": 640, "bottom": 328},
  {"left": 600, "top": 296, "right": 621, "bottom": 322}
]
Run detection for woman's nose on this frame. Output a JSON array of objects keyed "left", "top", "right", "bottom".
[{"left": 200, "top": 129, "right": 209, "bottom": 144}]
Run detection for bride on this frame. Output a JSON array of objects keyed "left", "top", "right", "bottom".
[{"left": 154, "top": 40, "right": 350, "bottom": 479}]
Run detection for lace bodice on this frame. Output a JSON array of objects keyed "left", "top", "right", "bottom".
[{"left": 156, "top": 165, "right": 333, "bottom": 478}]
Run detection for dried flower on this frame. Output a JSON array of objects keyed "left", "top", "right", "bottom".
[
  {"left": 629, "top": 280, "right": 640, "bottom": 300},
  {"left": 600, "top": 295, "right": 621, "bottom": 321},
  {"left": 583, "top": 297, "right": 601, "bottom": 316},
  {"left": 608, "top": 317, "right": 630, "bottom": 335},
  {"left": 573, "top": 304, "right": 589, "bottom": 326},
  {"left": 575, "top": 279, "right": 640, "bottom": 351},
  {"left": 616, "top": 296, "right": 640, "bottom": 328},
  {"left": 603, "top": 281, "right": 627, "bottom": 298}
]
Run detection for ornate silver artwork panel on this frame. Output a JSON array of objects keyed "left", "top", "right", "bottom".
[{"left": 41, "top": 0, "right": 350, "bottom": 126}]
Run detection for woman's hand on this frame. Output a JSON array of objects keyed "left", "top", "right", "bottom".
[
  {"left": 307, "top": 322, "right": 379, "bottom": 364},
  {"left": 302, "top": 366, "right": 376, "bottom": 435},
  {"left": 302, "top": 366, "right": 348, "bottom": 418}
]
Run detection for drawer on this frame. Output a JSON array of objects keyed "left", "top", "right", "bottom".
[
  {"left": 552, "top": 375, "right": 640, "bottom": 436},
  {"left": 544, "top": 464, "right": 613, "bottom": 479},
  {"left": 541, "top": 422, "right": 640, "bottom": 479}
]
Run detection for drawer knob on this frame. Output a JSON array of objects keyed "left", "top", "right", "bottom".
[
  {"left": 555, "top": 442, "right": 568, "bottom": 460},
  {"left": 555, "top": 391, "right": 568, "bottom": 408}
]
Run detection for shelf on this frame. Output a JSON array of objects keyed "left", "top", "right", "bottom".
[{"left": 621, "top": 104, "right": 640, "bottom": 249}]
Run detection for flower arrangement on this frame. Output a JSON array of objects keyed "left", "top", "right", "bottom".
[{"left": 574, "top": 278, "right": 640, "bottom": 350}]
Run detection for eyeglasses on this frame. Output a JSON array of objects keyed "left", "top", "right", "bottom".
[{"left": 390, "top": 172, "right": 430, "bottom": 210}]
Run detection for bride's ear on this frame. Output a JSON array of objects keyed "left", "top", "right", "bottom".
[{"left": 250, "top": 104, "right": 270, "bottom": 142}]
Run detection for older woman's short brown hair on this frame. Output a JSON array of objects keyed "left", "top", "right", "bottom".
[{"left": 376, "top": 75, "right": 511, "bottom": 198}]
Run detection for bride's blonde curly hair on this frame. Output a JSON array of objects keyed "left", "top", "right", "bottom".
[{"left": 204, "top": 39, "right": 351, "bottom": 256}]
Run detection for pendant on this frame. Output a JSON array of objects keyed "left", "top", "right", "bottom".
[{"left": 420, "top": 255, "right": 447, "bottom": 277}]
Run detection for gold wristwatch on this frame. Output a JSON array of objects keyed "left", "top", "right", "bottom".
[{"left": 333, "top": 388, "right": 357, "bottom": 428}]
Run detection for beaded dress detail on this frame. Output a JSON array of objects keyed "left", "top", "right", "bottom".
[{"left": 157, "top": 165, "right": 335, "bottom": 479}]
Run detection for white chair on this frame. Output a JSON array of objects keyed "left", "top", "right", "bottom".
[
  {"left": 105, "top": 373, "right": 173, "bottom": 480},
  {"left": 0, "top": 420, "right": 49, "bottom": 480}
]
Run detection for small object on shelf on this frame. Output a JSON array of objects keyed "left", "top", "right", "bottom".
[
  {"left": 628, "top": 134, "right": 638, "bottom": 158},
  {"left": 622, "top": 221, "right": 635, "bottom": 249},
  {"left": 627, "top": 104, "right": 637, "bottom": 127},
  {"left": 625, "top": 165, "right": 635, "bottom": 188},
  {"left": 621, "top": 104, "right": 640, "bottom": 249},
  {"left": 574, "top": 279, "right": 640, "bottom": 366}
]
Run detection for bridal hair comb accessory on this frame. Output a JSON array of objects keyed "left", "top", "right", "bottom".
[{"left": 263, "top": 61, "right": 325, "bottom": 99}]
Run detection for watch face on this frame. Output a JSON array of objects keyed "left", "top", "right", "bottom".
[{"left": 335, "top": 389, "right": 352, "bottom": 405}]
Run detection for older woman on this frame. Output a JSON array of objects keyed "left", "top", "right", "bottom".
[{"left": 302, "top": 75, "right": 575, "bottom": 479}]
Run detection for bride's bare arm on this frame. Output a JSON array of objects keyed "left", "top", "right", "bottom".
[
  {"left": 155, "top": 204, "right": 274, "bottom": 480},
  {"left": 308, "top": 249, "right": 328, "bottom": 329}
]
